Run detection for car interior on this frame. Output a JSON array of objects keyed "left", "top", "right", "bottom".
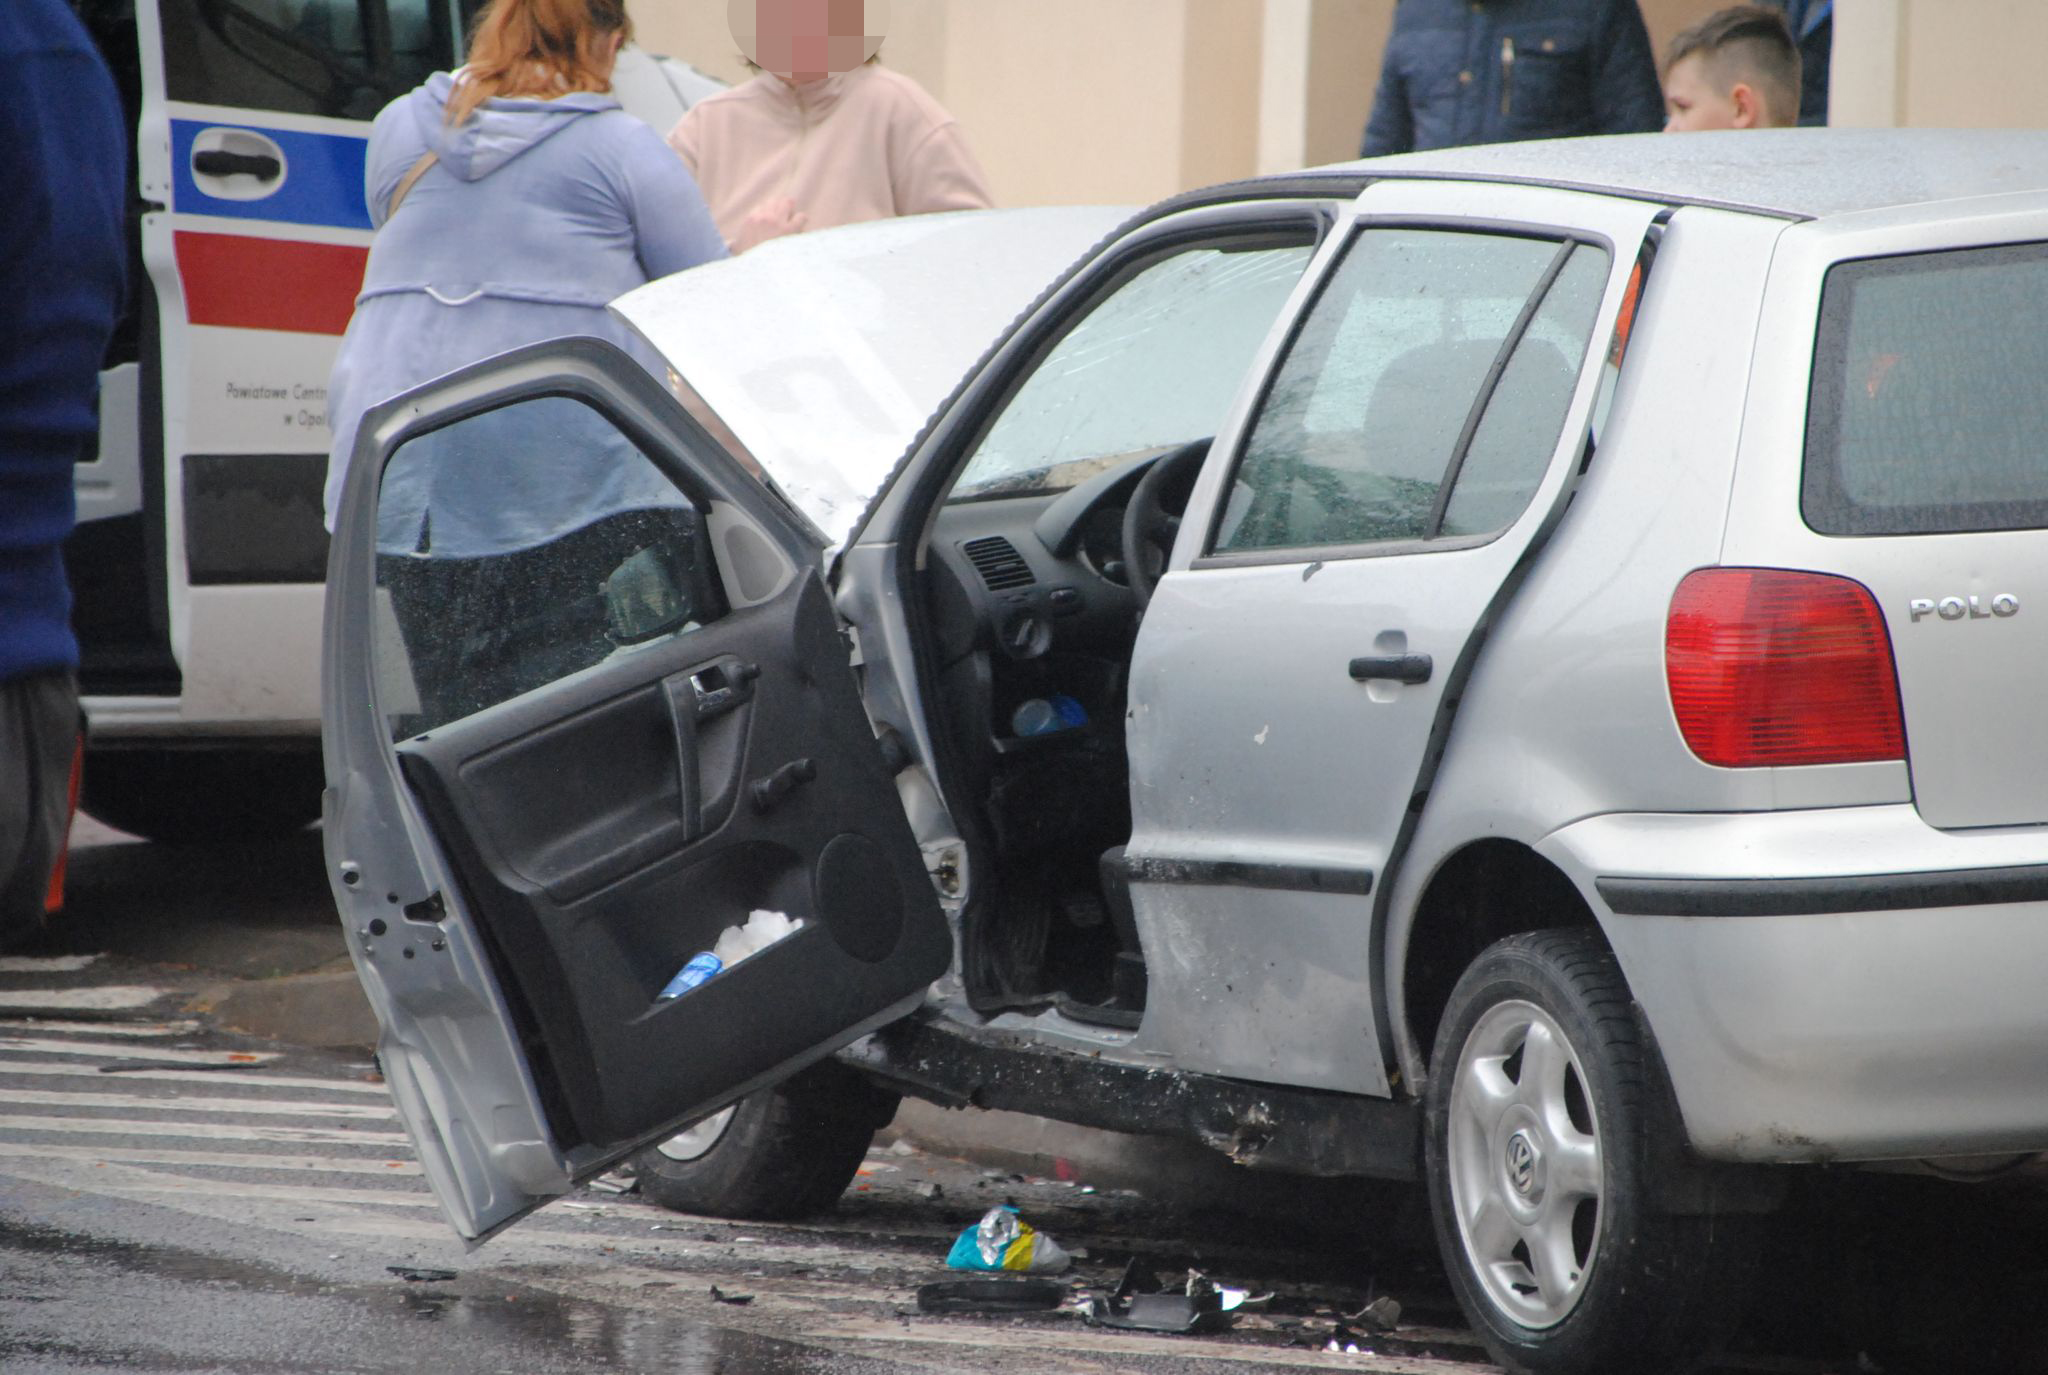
[
  {"left": 901, "top": 231, "right": 1322, "bottom": 1026},
  {"left": 897, "top": 223, "right": 1610, "bottom": 1029}
]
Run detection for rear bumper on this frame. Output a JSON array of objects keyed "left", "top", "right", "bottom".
[{"left": 1542, "top": 805, "right": 2048, "bottom": 1164}]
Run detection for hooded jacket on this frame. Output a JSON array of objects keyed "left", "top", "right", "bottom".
[
  {"left": 324, "top": 73, "right": 727, "bottom": 554},
  {"left": 1361, "top": 0, "right": 1663, "bottom": 158},
  {"left": 669, "top": 63, "right": 993, "bottom": 247}
]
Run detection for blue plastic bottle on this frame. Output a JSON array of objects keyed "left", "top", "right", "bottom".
[{"left": 658, "top": 952, "right": 723, "bottom": 1000}]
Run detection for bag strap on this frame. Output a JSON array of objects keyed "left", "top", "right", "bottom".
[{"left": 384, "top": 151, "right": 440, "bottom": 222}]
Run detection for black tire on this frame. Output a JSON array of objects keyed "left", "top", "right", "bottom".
[
  {"left": 80, "top": 748, "right": 321, "bottom": 844},
  {"left": 1423, "top": 929, "right": 1749, "bottom": 1375},
  {"left": 632, "top": 1062, "right": 899, "bottom": 1220}
]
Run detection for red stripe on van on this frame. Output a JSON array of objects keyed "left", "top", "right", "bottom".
[{"left": 174, "top": 231, "right": 366, "bottom": 336}]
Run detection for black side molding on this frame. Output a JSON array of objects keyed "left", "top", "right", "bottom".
[
  {"left": 1126, "top": 854, "right": 1374, "bottom": 897},
  {"left": 1598, "top": 864, "right": 2048, "bottom": 918}
]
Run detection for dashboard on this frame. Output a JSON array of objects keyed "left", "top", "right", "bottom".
[{"left": 924, "top": 455, "right": 1164, "bottom": 678}]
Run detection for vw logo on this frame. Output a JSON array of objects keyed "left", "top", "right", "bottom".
[{"left": 1506, "top": 1131, "right": 1539, "bottom": 1197}]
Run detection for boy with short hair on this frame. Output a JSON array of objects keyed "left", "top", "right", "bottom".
[{"left": 1662, "top": 5, "right": 1802, "bottom": 131}]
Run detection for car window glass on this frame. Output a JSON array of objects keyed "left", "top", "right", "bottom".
[
  {"left": 1805, "top": 242, "right": 2048, "bottom": 536},
  {"left": 1441, "top": 245, "right": 1608, "bottom": 537},
  {"left": 373, "top": 396, "right": 726, "bottom": 741},
  {"left": 161, "top": 0, "right": 458, "bottom": 119},
  {"left": 1215, "top": 229, "right": 1589, "bottom": 554},
  {"left": 949, "top": 240, "right": 1314, "bottom": 501}
]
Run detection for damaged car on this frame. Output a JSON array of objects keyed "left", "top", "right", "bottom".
[{"left": 323, "top": 131, "right": 2048, "bottom": 1375}]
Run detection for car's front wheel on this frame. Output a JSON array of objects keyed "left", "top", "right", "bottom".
[
  {"left": 632, "top": 1063, "right": 898, "bottom": 1220},
  {"left": 1424, "top": 929, "right": 1746, "bottom": 1375}
]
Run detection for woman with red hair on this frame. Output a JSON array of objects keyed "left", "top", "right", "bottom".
[{"left": 324, "top": 0, "right": 727, "bottom": 540}]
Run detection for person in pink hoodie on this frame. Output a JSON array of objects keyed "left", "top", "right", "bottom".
[{"left": 667, "top": 0, "right": 993, "bottom": 252}]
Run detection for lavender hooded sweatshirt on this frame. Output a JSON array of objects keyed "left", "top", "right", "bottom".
[{"left": 324, "top": 73, "right": 726, "bottom": 555}]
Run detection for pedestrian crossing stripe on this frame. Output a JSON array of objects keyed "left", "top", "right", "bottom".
[
  {"left": 0, "top": 1140, "right": 419, "bottom": 1173},
  {"left": 0, "top": 1114, "right": 410, "bottom": 1146},
  {"left": 0, "top": 1059, "right": 388, "bottom": 1094},
  {"left": 0, "top": 987, "right": 171, "bottom": 1011},
  {"left": 0, "top": 1086, "right": 398, "bottom": 1119},
  {"left": 0, "top": 1036, "right": 280, "bottom": 1065},
  {"left": 0, "top": 954, "right": 104, "bottom": 973},
  {"left": 0, "top": 1018, "right": 198, "bottom": 1037}
]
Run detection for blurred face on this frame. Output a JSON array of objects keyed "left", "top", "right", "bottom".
[
  {"left": 730, "top": 0, "right": 889, "bottom": 83},
  {"left": 1663, "top": 53, "right": 1747, "bottom": 131}
]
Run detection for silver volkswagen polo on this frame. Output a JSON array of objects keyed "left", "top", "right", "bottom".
[{"left": 323, "top": 130, "right": 2048, "bottom": 1374}]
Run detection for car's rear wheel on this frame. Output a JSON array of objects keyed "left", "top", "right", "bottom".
[
  {"left": 631, "top": 1063, "right": 898, "bottom": 1220},
  {"left": 80, "top": 748, "right": 322, "bottom": 844},
  {"left": 1425, "top": 929, "right": 1747, "bottom": 1375}
]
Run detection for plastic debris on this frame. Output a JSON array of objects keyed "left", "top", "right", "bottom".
[
  {"left": 709, "top": 1285, "right": 754, "bottom": 1305},
  {"left": 1346, "top": 1295, "right": 1401, "bottom": 1332},
  {"left": 913, "top": 1181, "right": 943, "bottom": 1201},
  {"left": 588, "top": 1170, "right": 638, "bottom": 1194},
  {"left": 915, "top": 1277, "right": 1068, "bottom": 1315},
  {"left": 1082, "top": 1260, "right": 1246, "bottom": 1335},
  {"left": 945, "top": 1205, "right": 1071, "bottom": 1274},
  {"left": 387, "top": 1266, "right": 457, "bottom": 1283}
]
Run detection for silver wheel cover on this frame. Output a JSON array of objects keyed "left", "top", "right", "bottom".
[
  {"left": 1447, "top": 998, "right": 1604, "bottom": 1330},
  {"left": 654, "top": 1105, "right": 739, "bottom": 1163}
]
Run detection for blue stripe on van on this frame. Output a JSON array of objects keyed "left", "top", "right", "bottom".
[{"left": 170, "top": 120, "right": 372, "bottom": 232}]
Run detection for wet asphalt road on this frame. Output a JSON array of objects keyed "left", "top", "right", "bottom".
[{"left": 11, "top": 822, "right": 2048, "bottom": 1374}]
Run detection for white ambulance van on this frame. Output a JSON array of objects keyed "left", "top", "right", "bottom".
[{"left": 67, "top": 0, "right": 717, "bottom": 843}]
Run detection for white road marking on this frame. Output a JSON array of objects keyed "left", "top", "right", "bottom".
[
  {"left": 812, "top": 1319, "right": 1476, "bottom": 1373},
  {"left": 0, "top": 1114, "right": 410, "bottom": 1146},
  {"left": 0, "top": 987, "right": 168, "bottom": 1011},
  {"left": 0, "top": 1140, "right": 419, "bottom": 1174},
  {"left": 0, "top": 1087, "right": 396, "bottom": 1119},
  {"left": 0, "top": 1059, "right": 389, "bottom": 1095},
  {"left": 0, "top": 955, "right": 104, "bottom": 973},
  {"left": 0, "top": 1018, "right": 199, "bottom": 1037},
  {"left": 0, "top": 1036, "right": 278, "bottom": 1064}
]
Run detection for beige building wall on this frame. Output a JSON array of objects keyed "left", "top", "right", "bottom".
[
  {"left": 1833, "top": 0, "right": 2048, "bottom": 128},
  {"left": 634, "top": 1, "right": 2044, "bottom": 213}
]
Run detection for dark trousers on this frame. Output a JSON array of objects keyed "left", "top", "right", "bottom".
[{"left": 0, "top": 671, "right": 78, "bottom": 944}]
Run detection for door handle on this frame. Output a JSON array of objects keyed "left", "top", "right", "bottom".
[
  {"left": 1349, "top": 653, "right": 1433, "bottom": 685},
  {"left": 660, "top": 674, "right": 705, "bottom": 840},
  {"left": 193, "top": 150, "right": 282, "bottom": 181}
]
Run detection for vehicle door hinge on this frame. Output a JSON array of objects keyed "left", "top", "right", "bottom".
[{"left": 840, "top": 622, "right": 864, "bottom": 667}]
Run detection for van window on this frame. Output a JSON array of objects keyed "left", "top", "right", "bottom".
[
  {"left": 161, "top": 0, "right": 459, "bottom": 120},
  {"left": 1805, "top": 242, "right": 2048, "bottom": 536}
]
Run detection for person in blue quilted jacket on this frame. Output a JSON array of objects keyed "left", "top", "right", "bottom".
[
  {"left": 0, "top": 0, "right": 126, "bottom": 945},
  {"left": 1361, "top": 0, "right": 1664, "bottom": 158}
]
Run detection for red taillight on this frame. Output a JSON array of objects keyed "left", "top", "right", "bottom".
[{"left": 1666, "top": 568, "right": 1905, "bottom": 768}]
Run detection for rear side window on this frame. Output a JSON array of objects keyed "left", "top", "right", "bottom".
[
  {"left": 161, "top": 0, "right": 459, "bottom": 119},
  {"left": 1805, "top": 242, "right": 2048, "bottom": 536}
]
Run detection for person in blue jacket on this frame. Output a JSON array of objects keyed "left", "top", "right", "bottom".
[
  {"left": 1361, "top": 0, "right": 1664, "bottom": 157},
  {"left": 323, "top": 0, "right": 728, "bottom": 728},
  {"left": 0, "top": 0, "right": 126, "bottom": 944},
  {"left": 1775, "top": 0, "right": 1831, "bottom": 124}
]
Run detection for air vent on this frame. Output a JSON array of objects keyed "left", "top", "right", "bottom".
[{"left": 961, "top": 536, "right": 1036, "bottom": 591}]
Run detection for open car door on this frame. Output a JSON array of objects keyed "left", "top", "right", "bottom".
[{"left": 322, "top": 337, "right": 950, "bottom": 1243}]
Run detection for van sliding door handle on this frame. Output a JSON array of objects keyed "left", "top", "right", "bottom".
[
  {"left": 1349, "top": 654, "right": 1433, "bottom": 685},
  {"left": 193, "top": 150, "right": 282, "bottom": 181}
]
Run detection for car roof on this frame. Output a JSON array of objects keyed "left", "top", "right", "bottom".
[{"left": 1310, "top": 130, "right": 2048, "bottom": 222}]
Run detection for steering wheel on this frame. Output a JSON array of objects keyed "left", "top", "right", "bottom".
[{"left": 1121, "top": 438, "right": 1212, "bottom": 613}]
